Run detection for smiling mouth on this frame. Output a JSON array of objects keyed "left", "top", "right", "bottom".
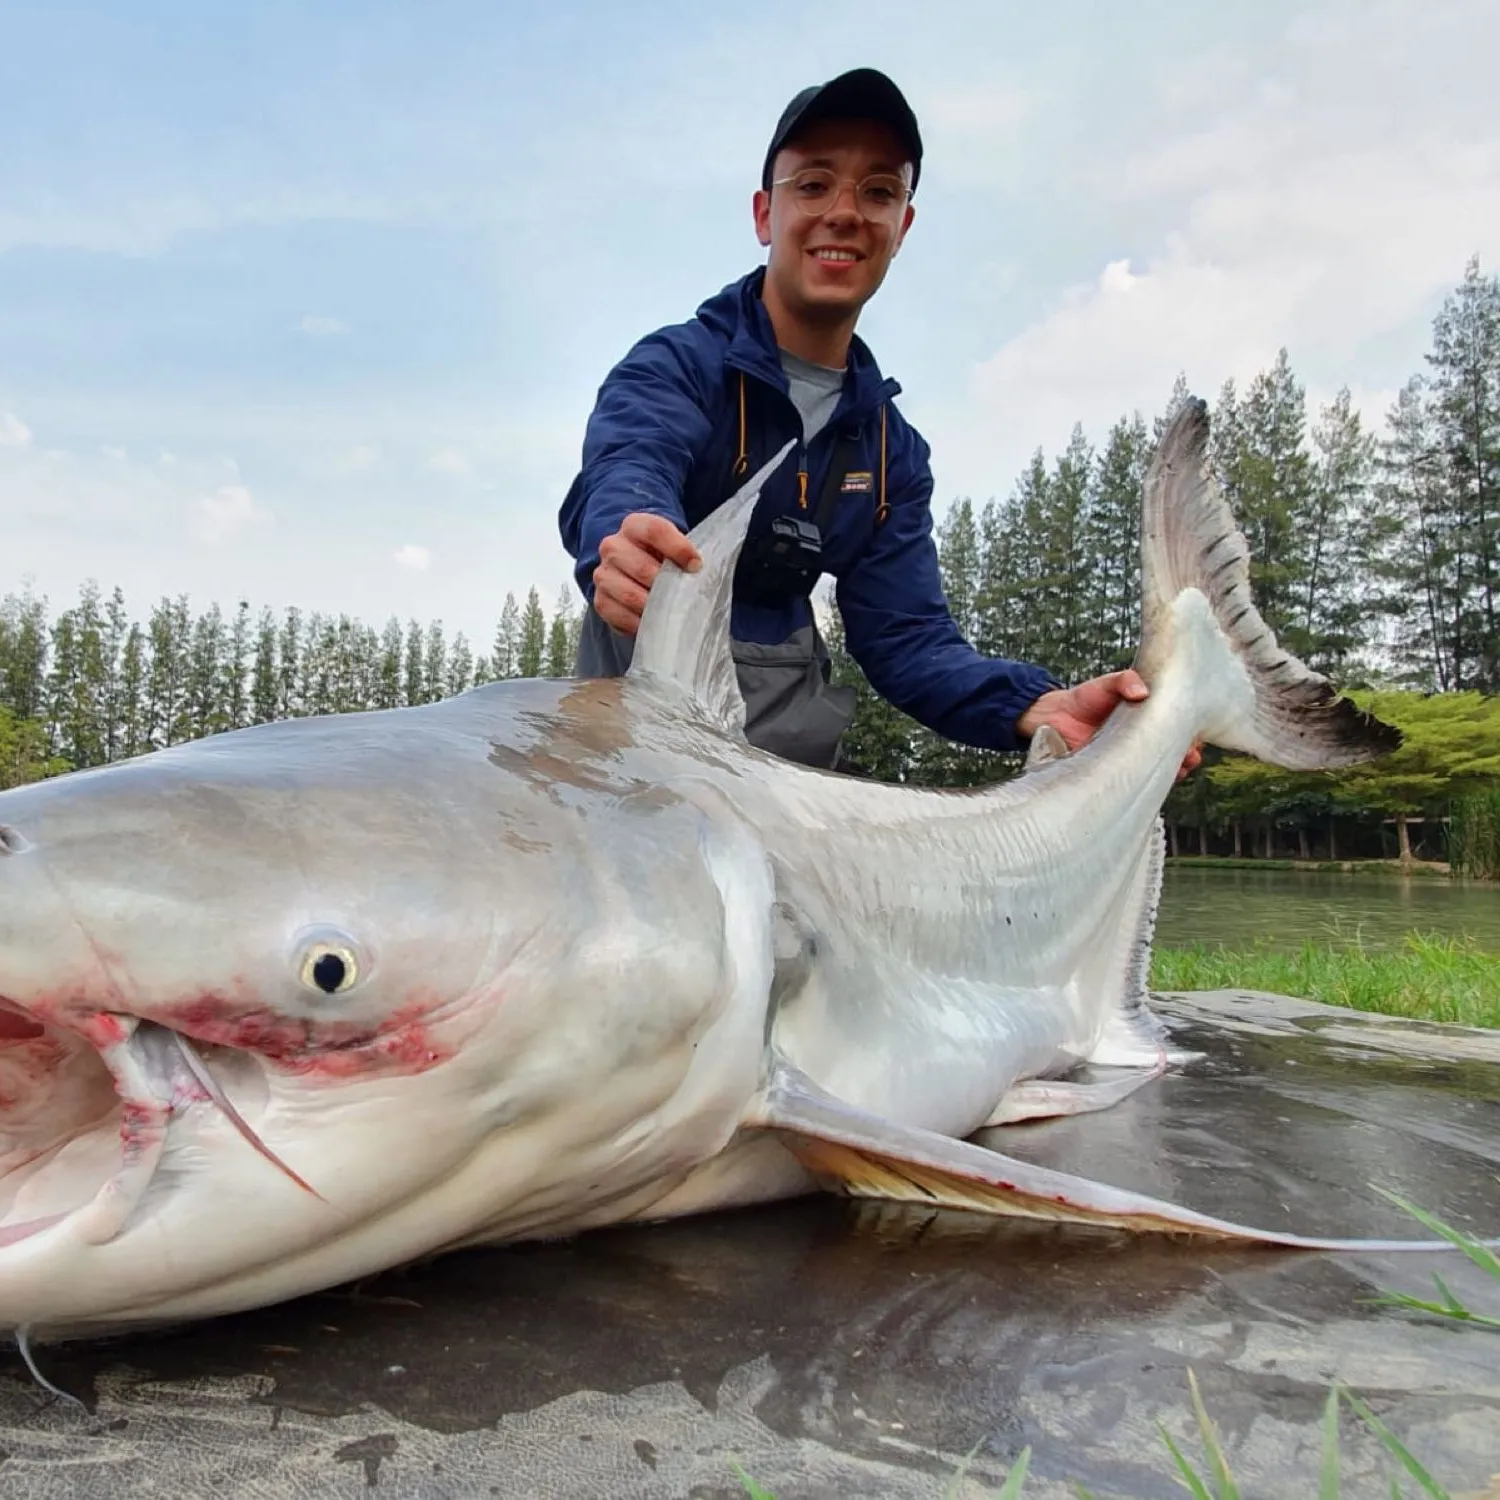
[
  {"left": 810, "top": 247, "right": 862, "bottom": 263},
  {"left": 0, "top": 999, "right": 320, "bottom": 1253}
]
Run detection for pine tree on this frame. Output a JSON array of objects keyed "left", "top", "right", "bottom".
[
  {"left": 821, "top": 597, "right": 914, "bottom": 782},
  {"left": 375, "top": 618, "right": 404, "bottom": 709},
  {"left": 403, "top": 619, "right": 425, "bottom": 706},
  {"left": 46, "top": 605, "right": 81, "bottom": 760},
  {"left": 517, "top": 588, "right": 546, "bottom": 677},
  {"left": 224, "top": 601, "right": 252, "bottom": 731},
  {"left": 1375, "top": 379, "right": 1456, "bottom": 690},
  {"left": 102, "top": 586, "right": 130, "bottom": 762},
  {"left": 185, "top": 603, "right": 228, "bottom": 739},
  {"left": 144, "top": 596, "right": 191, "bottom": 748},
  {"left": 1044, "top": 424, "right": 1094, "bottom": 682},
  {"left": 936, "top": 498, "right": 981, "bottom": 642},
  {"left": 0, "top": 590, "right": 49, "bottom": 722},
  {"left": 298, "top": 614, "right": 334, "bottom": 719},
  {"left": 1425, "top": 256, "right": 1500, "bottom": 690},
  {"left": 422, "top": 621, "right": 447, "bottom": 704},
  {"left": 1083, "top": 412, "right": 1147, "bottom": 673},
  {"left": 251, "top": 609, "right": 279, "bottom": 724},
  {"left": 491, "top": 593, "right": 520, "bottom": 680},
  {"left": 117, "top": 623, "right": 147, "bottom": 759},
  {"left": 277, "top": 608, "right": 303, "bottom": 720},
  {"left": 446, "top": 632, "right": 475, "bottom": 697},
  {"left": 1303, "top": 388, "right": 1375, "bottom": 674},
  {"left": 974, "top": 496, "right": 1024, "bottom": 664},
  {"left": 46, "top": 582, "right": 112, "bottom": 768},
  {"left": 546, "top": 587, "right": 574, "bottom": 677},
  {"left": 1232, "top": 351, "right": 1315, "bottom": 647}
]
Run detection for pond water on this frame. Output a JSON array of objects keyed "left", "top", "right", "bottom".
[{"left": 1156, "top": 864, "right": 1500, "bottom": 953}]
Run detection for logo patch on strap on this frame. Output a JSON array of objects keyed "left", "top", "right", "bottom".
[{"left": 840, "top": 471, "right": 874, "bottom": 494}]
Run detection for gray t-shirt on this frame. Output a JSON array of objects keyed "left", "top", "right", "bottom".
[{"left": 779, "top": 349, "right": 845, "bottom": 443}]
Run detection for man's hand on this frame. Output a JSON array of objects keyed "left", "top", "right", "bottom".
[
  {"left": 1016, "top": 669, "right": 1202, "bottom": 779},
  {"left": 592, "top": 513, "right": 702, "bottom": 635}
]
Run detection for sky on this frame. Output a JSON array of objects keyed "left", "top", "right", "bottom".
[{"left": 2, "top": 0, "right": 1497, "bottom": 652}]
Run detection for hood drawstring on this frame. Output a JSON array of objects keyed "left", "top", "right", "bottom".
[
  {"left": 734, "top": 371, "right": 890, "bottom": 528},
  {"left": 733, "top": 373, "right": 749, "bottom": 479}
]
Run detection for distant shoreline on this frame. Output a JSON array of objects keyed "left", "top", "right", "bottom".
[{"left": 1163, "top": 855, "right": 1459, "bottom": 879}]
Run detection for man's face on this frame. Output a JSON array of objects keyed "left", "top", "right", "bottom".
[{"left": 754, "top": 117, "right": 916, "bottom": 331}]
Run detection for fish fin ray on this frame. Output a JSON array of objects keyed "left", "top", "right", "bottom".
[
  {"left": 628, "top": 440, "right": 797, "bottom": 734},
  {"left": 1078, "top": 817, "right": 1174, "bottom": 1067},
  {"left": 1139, "top": 400, "right": 1399, "bottom": 769},
  {"left": 747, "top": 1058, "right": 1493, "bottom": 1251}
]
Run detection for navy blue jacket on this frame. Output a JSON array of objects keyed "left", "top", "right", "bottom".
[{"left": 558, "top": 268, "right": 1060, "bottom": 750}]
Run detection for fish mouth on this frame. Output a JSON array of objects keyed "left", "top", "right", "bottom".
[{"left": 0, "top": 996, "right": 318, "bottom": 1256}]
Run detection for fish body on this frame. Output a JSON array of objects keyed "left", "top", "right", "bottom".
[{"left": 0, "top": 401, "right": 1436, "bottom": 1339}]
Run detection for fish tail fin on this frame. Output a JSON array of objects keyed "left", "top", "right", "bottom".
[{"left": 1138, "top": 399, "right": 1400, "bottom": 770}]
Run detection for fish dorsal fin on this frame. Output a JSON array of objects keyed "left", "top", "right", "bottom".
[
  {"left": 628, "top": 440, "right": 797, "bottom": 734},
  {"left": 1021, "top": 724, "right": 1070, "bottom": 773}
]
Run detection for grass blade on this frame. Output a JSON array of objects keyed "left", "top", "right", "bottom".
[
  {"left": 1339, "top": 1389, "right": 1451, "bottom": 1500},
  {"left": 1369, "top": 1288, "right": 1500, "bottom": 1330},
  {"left": 731, "top": 1463, "right": 777, "bottom": 1499},
  {"left": 1319, "top": 1386, "right": 1342, "bottom": 1500},
  {"left": 1187, "top": 1369, "right": 1240, "bottom": 1499},
  {"left": 991, "top": 1445, "right": 1032, "bottom": 1499},
  {"left": 1158, "top": 1427, "right": 1217, "bottom": 1500},
  {"left": 1371, "top": 1189, "right": 1500, "bottom": 1281}
]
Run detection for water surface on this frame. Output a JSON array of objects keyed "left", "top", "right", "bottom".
[{"left": 1157, "top": 864, "right": 1500, "bottom": 953}]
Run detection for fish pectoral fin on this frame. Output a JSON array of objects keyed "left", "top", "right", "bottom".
[
  {"left": 746, "top": 1058, "right": 1495, "bottom": 1252},
  {"left": 982, "top": 1059, "right": 1167, "bottom": 1127}
]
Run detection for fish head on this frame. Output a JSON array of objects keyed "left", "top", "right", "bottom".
[{"left": 0, "top": 709, "right": 650, "bottom": 1335}]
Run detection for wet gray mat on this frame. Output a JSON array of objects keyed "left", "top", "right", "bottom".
[{"left": 0, "top": 990, "right": 1496, "bottom": 1498}]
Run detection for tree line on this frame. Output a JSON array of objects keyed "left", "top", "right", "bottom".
[
  {"left": 0, "top": 582, "right": 582, "bottom": 784},
  {"left": 3, "top": 257, "right": 1497, "bottom": 867},
  {"left": 822, "top": 256, "right": 1500, "bottom": 870}
]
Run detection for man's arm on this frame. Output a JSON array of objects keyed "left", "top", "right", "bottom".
[
  {"left": 834, "top": 435, "right": 1061, "bottom": 751},
  {"left": 559, "top": 334, "right": 714, "bottom": 631},
  {"left": 836, "top": 423, "right": 1201, "bottom": 771}
]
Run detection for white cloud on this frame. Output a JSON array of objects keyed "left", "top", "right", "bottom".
[
  {"left": 392, "top": 544, "right": 432, "bottom": 572},
  {"left": 298, "top": 313, "right": 349, "bottom": 338},
  {"left": 332, "top": 442, "right": 382, "bottom": 474},
  {"left": 425, "top": 447, "right": 471, "bottom": 479},
  {"left": 0, "top": 412, "right": 32, "bottom": 448},
  {"left": 194, "top": 484, "right": 269, "bottom": 545},
  {"left": 933, "top": 0, "right": 1500, "bottom": 501}
]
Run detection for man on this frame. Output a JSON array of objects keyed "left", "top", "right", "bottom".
[{"left": 559, "top": 68, "right": 1197, "bottom": 776}]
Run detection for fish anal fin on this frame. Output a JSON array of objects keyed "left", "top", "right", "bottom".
[
  {"left": 748, "top": 1057, "right": 1494, "bottom": 1252},
  {"left": 781, "top": 1134, "right": 1233, "bottom": 1238}
]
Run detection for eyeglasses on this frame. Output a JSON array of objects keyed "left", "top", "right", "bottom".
[{"left": 770, "top": 167, "right": 912, "bottom": 222}]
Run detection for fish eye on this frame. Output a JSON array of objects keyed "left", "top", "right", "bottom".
[{"left": 295, "top": 932, "right": 365, "bottom": 997}]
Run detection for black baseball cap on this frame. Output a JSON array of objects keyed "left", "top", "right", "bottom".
[{"left": 761, "top": 68, "right": 923, "bottom": 193}]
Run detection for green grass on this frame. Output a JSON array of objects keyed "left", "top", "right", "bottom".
[
  {"left": 731, "top": 1199, "right": 1499, "bottom": 1499},
  {"left": 1150, "top": 932, "right": 1500, "bottom": 1028}
]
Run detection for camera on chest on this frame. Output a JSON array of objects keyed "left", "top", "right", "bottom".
[{"left": 735, "top": 513, "right": 824, "bottom": 603}]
